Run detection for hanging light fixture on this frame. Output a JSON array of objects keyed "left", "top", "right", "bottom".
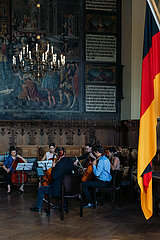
[{"left": 12, "top": 2, "right": 65, "bottom": 84}]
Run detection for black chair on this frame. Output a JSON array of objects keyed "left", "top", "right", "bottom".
[
  {"left": 93, "top": 170, "right": 123, "bottom": 210},
  {"left": 121, "top": 166, "right": 135, "bottom": 201},
  {"left": 48, "top": 174, "right": 83, "bottom": 220}
]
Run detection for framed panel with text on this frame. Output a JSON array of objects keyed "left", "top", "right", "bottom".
[{"left": 85, "top": 0, "right": 121, "bottom": 118}]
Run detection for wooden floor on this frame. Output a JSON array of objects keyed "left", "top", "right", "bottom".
[{"left": 0, "top": 186, "right": 160, "bottom": 240}]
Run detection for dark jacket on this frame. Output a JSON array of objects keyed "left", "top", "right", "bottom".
[
  {"left": 78, "top": 152, "right": 95, "bottom": 167},
  {"left": 49, "top": 157, "right": 75, "bottom": 197}
]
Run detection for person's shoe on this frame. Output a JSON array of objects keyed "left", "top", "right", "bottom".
[
  {"left": 6, "top": 191, "right": 11, "bottom": 195},
  {"left": 19, "top": 189, "right": 24, "bottom": 194},
  {"left": 30, "top": 207, "right": 42, "bottom": 213},
  {"left": 83, "top": 203, "right": 94, "bottom": 209}
]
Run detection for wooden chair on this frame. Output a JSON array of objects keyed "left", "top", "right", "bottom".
[
  {"left": 93, "top": 170, "right": 123, "bottom": 210},
  {"left": 48, "top": 174, "right": 83, "bottom": 220}
]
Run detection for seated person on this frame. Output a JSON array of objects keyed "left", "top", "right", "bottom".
[
  {"left": 82, "top": 145, "right": 112, "bottom": 208},
  {"left": 41, "top": 143, "right": 56, "bottom": 161},
  {"left": 78, "top": 143, "right": 96, "bottom": 167},
  {"left": 106, "top": 147, "right": 120, "bottom": 170},
  {"left": 3, "top": 146, "right": 27, "bottom": 194},
  {"left": 30, "top": 147, "right": 79, "bottom": 212}
]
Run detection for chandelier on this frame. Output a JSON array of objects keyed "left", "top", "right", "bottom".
[{"left": 12, "top": 3, "right": 65, "bottom": 84}]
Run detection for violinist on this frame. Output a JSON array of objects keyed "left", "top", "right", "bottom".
[
  {"left": 40, "top": 146, "right": 64, "bottom": 187},
  {"left": 106, "top": 147, "right": 120, "bottom": 171},
  {"left": 3, "top": 146, "right": 27, "bottom": 194},
  {"left": 39, "top": 143, "right": 56, "bottom": 187},
  {"left": 41, "top": 143, "right": 56, "bottom": 161},
  {"left": 82, "top": 145, "right": 112, "bottom": 208}
]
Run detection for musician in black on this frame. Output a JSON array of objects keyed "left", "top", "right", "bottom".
[
  {"left": 30, "top": 147, "right": 79, "bottom": 212},
  {"left": 78, "top": 143, "right": 96, "bottom": 167}
]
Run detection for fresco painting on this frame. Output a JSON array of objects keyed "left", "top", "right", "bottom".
[
  {"left": 86, "top": 13, "right": 116, "bottom": 34},
  {"left": 86, "top": 64, "right": 116, "bottom": 84},
  {"left": 0, "top": 0, "right": 80, "bottom": 119}
]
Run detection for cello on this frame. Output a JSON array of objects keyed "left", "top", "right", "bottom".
[
  {"left": 41, "top": 150, "right": 64, "bottom": 186},
  {"left": 11, "top": 156, "right": 27, "bottom": 185},
  {"left": 82, "top": 156, "right": 100, "bottom": 181}
]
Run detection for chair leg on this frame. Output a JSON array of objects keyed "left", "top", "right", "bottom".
[
  {"left": 65, "top": 200, "right": 69, "bottom": 213},
  {"left": 93, "top": 188, "right": 97, "bottom": 208},
  {"left": 112, "top": 189, "right": 115, "bottom": 210},
  {"left": 119, "top": 189, "right": 122, "bottom": 207},
  {"left": 80, "top": 195, "right": 83, "bottom": 217},
  {"left": 61, "top": 195, "right": 64, "bottom": 220},
  {"left": 48, "top": 195, "right": 50, "bottom": 215}
]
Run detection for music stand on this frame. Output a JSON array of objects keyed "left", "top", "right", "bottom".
[
  {"left": 16, "top": 163, "right": 33, "bottom": 188},
  {"left": 16, "top": 163, "right": 33, "bottom": 171}
]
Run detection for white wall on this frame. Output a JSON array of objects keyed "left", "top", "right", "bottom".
[
  {"left": 121, "top": 0, "right": 146, "bottom": 120},
  {"left": 131, "top": 0, "right": 146, "bottom": 119}
]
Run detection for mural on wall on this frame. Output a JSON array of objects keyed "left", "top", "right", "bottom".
[
  {"left": 86, "top": 14, "right": 116, "bottom": 34},
  {"left": 86, "top": 64, "right": 116, "bottom": 83},
  {"left": 0, "top": 0, "right": 80, "bottom": 120}
]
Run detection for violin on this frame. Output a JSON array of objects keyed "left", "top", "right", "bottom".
[{"left": 11, "top": 157, "right": 27, "bottom": 184}]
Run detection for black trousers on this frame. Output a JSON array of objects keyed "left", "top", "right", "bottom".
[
  {"left": 82, "top": 180, "right": 110, "bottom": 203},
  {"left": 4, "top": 171, "right": 12, "bottom": 185}
]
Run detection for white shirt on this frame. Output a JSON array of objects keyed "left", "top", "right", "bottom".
[{"left": 46, "top": 151, "right": 55, "bottom": 161}]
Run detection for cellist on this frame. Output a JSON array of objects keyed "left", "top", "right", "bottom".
[
  {"left": 78, "top": 143, "right": 96, "bottom": 181},
  {"left": 3, "top": 146, "right": 27, "bottom": 194},
  {"left": 78, "top": 143, "right": 96, "bottom": 167}
]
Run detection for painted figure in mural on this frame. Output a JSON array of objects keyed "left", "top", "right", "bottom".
[
  {"left": 18, "top": 73, "right": 44, "bottom": 101},
  {"left": 94, "top": 67, "right": 110, "bottom": 82},
  {"left": 58, "top": 62, "right": 79, "bottom": 108},
  {"left": 0, "top": 36, "right": 11, "bottom": 82},
  {"left": 58, "top": 62, "right": 73, "bottom": 107},
  {"left": 70, "top": 62, "right": 79, "bottom": 108},
  {"left": 41, "top": 71, "right": 60, "bottom": 108}
]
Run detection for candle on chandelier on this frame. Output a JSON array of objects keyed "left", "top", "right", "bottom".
[
  {"left": 26, "top": 44, "right": 29, "bottom": 53},
  {"left": 47, "top": 44, "right": 49, "bottom": 52},
  {"left": 19, "top": 54, "right": 21, "bottom": 62},
  {"left": 51, "top": 46, "right": 53, "bottom": 54},
  {"left": 45, "top": 51, "right": 48, "bottom": 60},
  {"left": 19, "top": 51, "right": 23, "bottom": 62},
  {"left": 12, "top": 56, "right": 16, "bottom": 65},
  {"left": 52, "top": 54, "right": 56, "bottom": 64},
  {"left": 23, "top": 47, "right": 25, "bottom": 55},
  {"left": 61, "top": 55, "right": 65, "bottom": 66},
  {"left": 29, "top": 51, "right": 31, "bottom": 59},
  {"left": 36, "top": 43, "right": 38, "bottom": 52},
  {"left": 42, "top": 53, "right": 45, "bottom": 61}
]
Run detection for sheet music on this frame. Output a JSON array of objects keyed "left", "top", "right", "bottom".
[
  {"left": 16, "top": 163, "right": 33, "bottom": 171},
  {"left": 37, "top": 160, "right": 52, "bottom": 170}
]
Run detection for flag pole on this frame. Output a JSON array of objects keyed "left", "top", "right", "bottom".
[{"left": 150, "top": 0, "right": 160, "bottom": 24}]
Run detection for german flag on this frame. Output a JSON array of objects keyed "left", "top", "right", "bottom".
[{"left": 138, "top": 0, "right": 160, "bottom": 220}]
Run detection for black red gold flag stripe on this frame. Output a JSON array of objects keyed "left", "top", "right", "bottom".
[{"left": 138, "top": 0, "right": 160, "bottom": 220}]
